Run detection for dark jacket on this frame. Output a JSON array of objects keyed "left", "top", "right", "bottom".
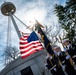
[
  {"left": 67, "top": 44, "right": 76, "bottom": 64},
  {"left": 58, "top": 51, "right": 76, "bottom": 75},
  {"left": 46, "top": 56, "right": 65, "bottom": 75}
]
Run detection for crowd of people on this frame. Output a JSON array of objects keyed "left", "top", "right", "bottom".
[{"left": 45, "top": 38, "right": 76, "bottom": 75}]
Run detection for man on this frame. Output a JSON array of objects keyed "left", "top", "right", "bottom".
[
  {"left": 54, "top": 46, "right": 76, "bottom": 75},
  {"left": 45, "top": 53, "right": 65, "bottom": 75},
  {"left": 45, "top": 53, "right": 57, "bottom": 75},
  {"left": 53, "top": 46, "right": 68, "bottom": 75},
  {"left": 62, "top": 38, "right": 76, "bottom": 64}
]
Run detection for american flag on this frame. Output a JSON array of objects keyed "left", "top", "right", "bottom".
[{"left": 19, "top": 31, "right": 44, "bottom": 59}]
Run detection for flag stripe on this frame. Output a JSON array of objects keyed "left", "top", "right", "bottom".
[
  {"left": 21, "top": 49, "right": 37, "bottom": 56},
  {"left": 21, "top": 47, "right": 43, "bottom": 57},
  {"left": 20, "top": 41, "right": 42, "bottom": 49},
  {"left": 19, "top": 31, "right": 44, "bottom": 59},
  {"left": 21, "top": 50, "right": 36, "bottom": 59},
  {"left": 20, "top": 40, "right": 40, "bottom": 45},
  {"left": 20, "top": 45, "right": 43, "bottom": 52},
  {"left": 20, "top": 42, "right": 43, "bottom": 51},
  {"left": 20, "top": 43, "right": 42, "bottom": 47},
  {"left": 21, "top": 47, "right": 43, "bottom": 54}
]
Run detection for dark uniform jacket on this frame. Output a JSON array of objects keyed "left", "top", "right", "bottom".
[
  {"left": 66, "top": 44, "right": 76, "bottom": 64},
  {"left": 46, "top": 56, "right": 65, "bottom": 75},
  {"left": 58, "top": 51, "right": 76, "bottom": 75}
]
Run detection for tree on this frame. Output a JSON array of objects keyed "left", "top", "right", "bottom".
[
  {"left": 3, "top": 46, "right": 20, "bottom": 65},
  {"left": 54, "top": 0, "right": 76, "bottom": 43}
]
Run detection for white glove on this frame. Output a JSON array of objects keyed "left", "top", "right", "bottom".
[
  {"left": 54, "top": 68, "right": 57, "bottom": 71},
  {"left": 66, "top": 55, "right": 71, "bottom": 60},
  {"left": 44, "top": 63, "right": 48, "bottom": 69},
  {"left": 72, "top": 55, "right": 76, "bottom": 58},
  {"left": 46, "top": 55, "right": 49, "bottom": 59},
  {"left": 50, "top": 56, "right": 52, "bottom": 59},
  {"left": 62, "top": 65, "right": 66, "bottom": 70},
  {"left": 44, "top": 63, "right": 47, "bottom": 66},
  {"left": 74, "top": 65, "right": 76, "bottom": 71}
]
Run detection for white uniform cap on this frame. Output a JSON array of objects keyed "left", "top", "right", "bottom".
[
  {"left": 54, "top": 46, "right": 60, "bottom": 50},
  {"left": 62, "top": 38, "right": 69, "bottom": 43}
]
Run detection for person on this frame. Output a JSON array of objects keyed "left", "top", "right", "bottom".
[
  {"left": 45, "top": 53, "right": 65, "bottom": 75},
  {"left": 45, "top": 53, "right": 57, "bottom": 75},
  {"left": 62, "top": 38, "right": 76, "bottom": 64},
  {"left": 53, "top": 46, "right": 76, "bottom": 75},
  {"left": 53, "top": 46, "right": 68, "bottom": 75}
]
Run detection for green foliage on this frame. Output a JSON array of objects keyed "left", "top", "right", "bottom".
[{"left": 54, "top": 0, "right": 76, "bottom": 43}]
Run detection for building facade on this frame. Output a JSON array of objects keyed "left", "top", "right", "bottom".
[{"left": 0, "top": 50, "right": 52, "bottom": 75}]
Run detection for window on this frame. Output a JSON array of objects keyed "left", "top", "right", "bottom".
[{"left": 21, "top": 66, "right": 34, "bottom": 75}]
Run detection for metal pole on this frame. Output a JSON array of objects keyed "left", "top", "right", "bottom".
[
  {"left": 9, "top": 13, "right": 21, "bottom": 39},
  {"left": 14, "top": 15, "right": 28, "bottom": 28}
]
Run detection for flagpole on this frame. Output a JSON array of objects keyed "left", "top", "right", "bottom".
[
  {"left": 10, "top": 13, "right": 21, "bottom": 39},
  {"left": 13, "top": 15, "right": 33, "bottom": 31}
]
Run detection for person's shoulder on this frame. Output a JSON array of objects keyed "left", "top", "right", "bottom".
[
  {"left": 61, "top": 51, "right": 66, "bottom": 57},
  {"left": 71, "top": 44, "right": 76, "bottom": 50},
  {"left": 72, "top": 44, "right": 76, "bottom": 47},
  {"left": 61, "top": 50, "right": 65, "bottom": 52}
]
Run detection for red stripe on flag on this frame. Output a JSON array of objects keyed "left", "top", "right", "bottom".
[
  {"left": 20, "top": 41, "right": 42, "bottom": 49},
  {"left": 21, "top": 50, "right": 37, "bottom": 59},
  {"left": 19, "top": 32, "right": 44, "bottom": 59}
]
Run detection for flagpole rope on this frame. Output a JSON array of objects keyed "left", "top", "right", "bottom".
[{"left": 13, "top": 15, "right": 32, "bottom": 31}]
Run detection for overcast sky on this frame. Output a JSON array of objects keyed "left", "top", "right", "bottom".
[{"left": 0, "top": 0, "right": 66, "bottom": 71}]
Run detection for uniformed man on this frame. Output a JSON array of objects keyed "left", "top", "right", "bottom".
[
  {"left": 54, "top": 46, "right": 76, "bottom": 75},
  {"left": 45, "top": 53, "right": 65, "bottom": 75},
  {"left": 45, "top": 53, "right": 57, "bottom": 75},
  {"left": 53, "top": 46, "right": 68, "bottom": 75},
  {"left": 62, "top": 38, "right": 76, "bottom": 64}
]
